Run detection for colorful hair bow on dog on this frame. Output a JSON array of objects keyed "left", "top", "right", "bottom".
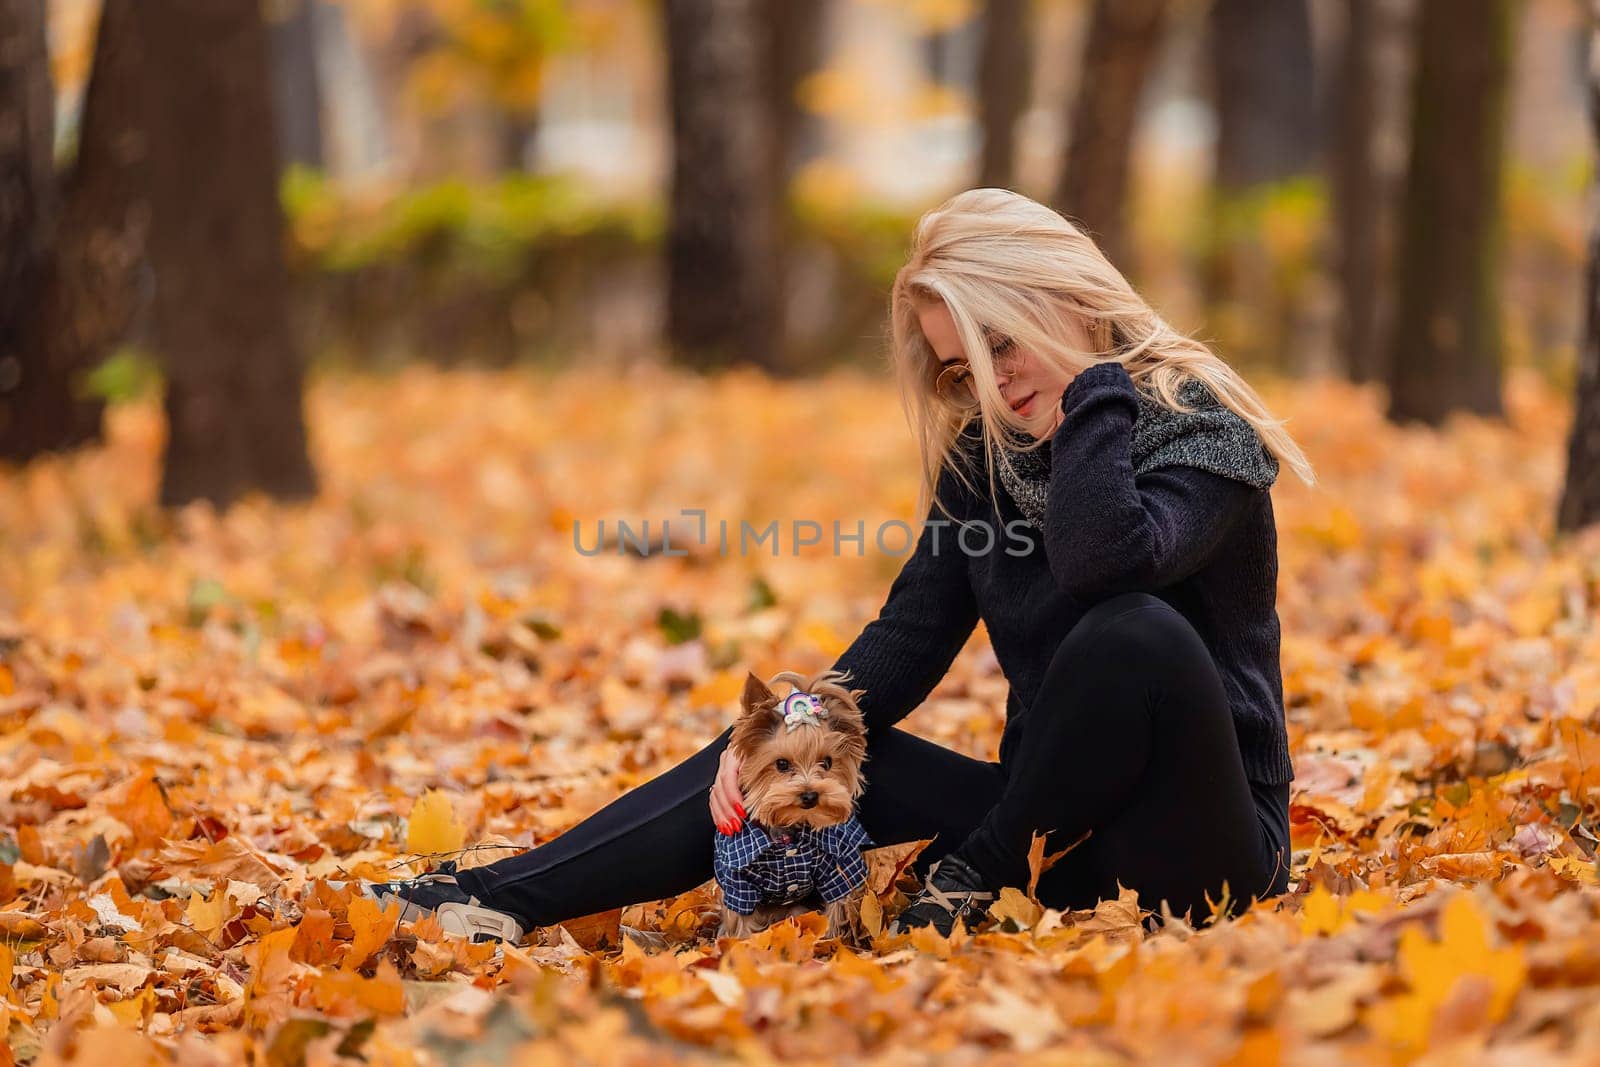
[{"left": 780, "top": 691, "right": 829, "bottom": 732}]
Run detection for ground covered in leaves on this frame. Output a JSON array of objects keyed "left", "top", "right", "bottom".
[{"left": 3, "top": 363, "right": 1600, "bottom": 1064}]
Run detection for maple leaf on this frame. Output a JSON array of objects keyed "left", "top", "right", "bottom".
[
  {"left": 1554, "top": 715, "right": 1600, "bottom": 802},
  {"left": 1025, "top": 828, "right": 1087, "bottom": 901},
  {"left": 104, "top": 773, "right": 175, "bottom": 849},
  {"left": 1364, "top": 892, "right": 1527, "bottom": 1052},
  {"left": 241, "top": 926, "right": 301, "bottom": 1031},
  {"left": 859, "top": 889, "right": 884, "bottom": 939},
  {"left": 291, "top": 908, "right": 340, "bottom": 966},
  {"left": 908, "top": 922, "right": 953, "bottom": 960},
  {"left": 405, "top": 789, "right": 467, "bottom": 857},
  {"left": 1072, "top": 882, "right": 1148, "bottom": 943},
  {"left": 312, "top": 955, "right": 408, "bottom": 1017},
  {"left": 988, "top": 886, "right": 1043, "bottom": 933},
  {"left": 559, "top": 906, "right": 623, "bottom": 951},
  {"left": 156, "top": 834, "right": 288, "bottom": 890},
  {"left": 344, "top": 896, "right": 402, "bottom": 972},
  {"left": 1299, "top": 884, "right": 1392, "bottom": 936},
  {"left": 185, "top": 885, "right": 228, "bottom": 940}
]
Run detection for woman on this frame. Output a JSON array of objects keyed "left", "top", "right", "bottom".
[{"left": 362, "top": 187, "right": 1316, "bottom": 943}]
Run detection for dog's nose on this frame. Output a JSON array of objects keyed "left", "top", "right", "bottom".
[{"left": 799, "top": 791, "right": 819, "bottom": 808}]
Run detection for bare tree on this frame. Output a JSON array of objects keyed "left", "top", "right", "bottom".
[
  {"left": 1052, "top": 0, "right": 1167, "bottom": 272},
  {"left": 138, "top": 0, "right": 317, "bottom": 506},
  {"left": 1209, "top": 0, "right": 1318, "bottom": 193},
  {"left": 762, "top": 0, "right": 828, "bottom": 200},
  {"left": 1200, "top": 0, "right": 1318, "bottom": 366},
  {"left": 1327, "top": 0, "right": 1413, "bottom": 385},
  {"left": 660, "top": 0, "right": 780, "bottom": 372},
  {"left": 759, "top": 0, "right": 829, "bottom": 371},
  {"left": 1330, "top": 0, "right": 1381, "bottom": 383},
  {"left": 0, "top": 0, "right": 69, "bottom": 457},
  {"left": 976, "top": 0, "right": 1031, "bottom": 190},
  {"left": 1385, "top": 0, "right": 1514, "bottom": 424},
  {"left": 1, "top": 0, "right": 156, "bottom": 462},
  {"left": 269, "top": 0, "right": 326, "bottom": 169}
]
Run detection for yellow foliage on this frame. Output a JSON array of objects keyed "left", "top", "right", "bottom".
[
  {"left": 989, "top": 886, "right": 1043, "bottom": 932},
  {"left": 859, "top": 890, "right": 884, "bottom": 939},
  {"left": 405, "top": 789, "right": 467, "bottom": 857},
  {"left": 313, "top": 956, "right": 408, "bottom": 1017},
  {"left": 1365, "top": 893, "right": 1527, "bottom": 1052},
  {"left": 345, "top": 896, "right": 402, "bottom": 972},
  {"left": 1298, "top": 884, "right": 1391, "bottom": 936},
  {"left": 185, "top": 888, "right": 227, "bottom": 940}
]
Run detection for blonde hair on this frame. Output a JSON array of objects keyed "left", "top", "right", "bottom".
[{"left": 886, "top": 187, "right": 1317, "bottom": 521}]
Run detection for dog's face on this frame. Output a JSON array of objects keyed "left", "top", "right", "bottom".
[{"left": 730, "top": 669, "right": 869, "bottom": 830}]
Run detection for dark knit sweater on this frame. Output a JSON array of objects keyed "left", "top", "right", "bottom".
[{"left": 831, "top": 361, "right": 1296, "bottom": 787}]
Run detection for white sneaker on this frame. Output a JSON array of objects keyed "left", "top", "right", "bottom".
[{"left": 355, "top": 860, "right": 528, "bottom": 944}]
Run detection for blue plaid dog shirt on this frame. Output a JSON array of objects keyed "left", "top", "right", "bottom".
[{"left": 713, "top": 814, "right": 875, "bottom": 915}]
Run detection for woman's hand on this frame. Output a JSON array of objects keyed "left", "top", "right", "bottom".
[
  {"left": 1035, "top": 370, "right": 1080, "bottom": 441},
  {"left": 710, "top": 747, "right": 746, "bottom": 834}
]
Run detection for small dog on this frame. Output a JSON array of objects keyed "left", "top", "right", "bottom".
[{"left": 713, "top": 668, "right": 874, "bottom": 946}]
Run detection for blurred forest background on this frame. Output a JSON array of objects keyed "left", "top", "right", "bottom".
[{"left": 4, "top": 0, "right": 1600, "bottom": 525}]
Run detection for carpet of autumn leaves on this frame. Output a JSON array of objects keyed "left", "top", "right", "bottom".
[{"left": 5, "top": 360, "right": 1600, "bottom": 1065}]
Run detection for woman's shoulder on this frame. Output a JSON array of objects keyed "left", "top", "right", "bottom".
[{"left": 1132, "top": 379, "right": 1279, "bottom": 492}]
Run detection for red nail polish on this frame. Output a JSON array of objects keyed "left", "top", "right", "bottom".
[{"left": 736, "top": 803, "right": 745, "bottom": 817}]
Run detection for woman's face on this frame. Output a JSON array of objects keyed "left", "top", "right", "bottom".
[{"left": 915, "top": 297, "right": 1084, "bottom": 438}]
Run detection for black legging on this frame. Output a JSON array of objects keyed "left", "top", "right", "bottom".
[{"left": 453, "top": 591, "right": 1291, "bottom": 928}]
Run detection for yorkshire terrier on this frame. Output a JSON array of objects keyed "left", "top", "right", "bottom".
[{"left": 713, "top": 668, "right": 875, "bottom": 946}]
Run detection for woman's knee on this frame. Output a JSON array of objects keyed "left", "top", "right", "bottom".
[
  {"left": 1034, "top": 593, "right": 1225, "bottom": 738},
  {"left": 1051, "top": 591, "right": 1202, "bottom": 673}
]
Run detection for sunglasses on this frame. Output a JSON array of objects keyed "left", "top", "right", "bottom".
[{"left": 934, "top": 335, "right": 1020, "bottom": 402}]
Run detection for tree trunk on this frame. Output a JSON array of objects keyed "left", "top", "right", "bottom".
[
  {"left": 0, "top": 0, "right": 54, "bottom": 332},
  {"left": 269, "top": 0, "right": 325, "bottom": 169},
  {"left": 1385, "top": 0, "right": 1513, "bottom": 425},
  {"left": 0, "top": 0, "right": 96, "bottom": 459},
  {"left": 138, "top": 0, "right": 318, "bottom": 507},
  {"left": 3, "top": 0, "right": 154, "bottom": 463},
  {"left": 661, "top": 0, "right": 780, "bottom": 372},
  {"left": 1328, "top": 0, "right": 1413, "bottom": 385},
  {"left": 976, "top": 0, "right": 1031, "bottom": 190},
  {"left": 1052, "top": 0, "right": 1167, "bottom": 274},
  {"left": 762, "top": 0, "right": 827, "bottom": 197},
  {"left": 1330, "top": 0, "right": 1381, "bottom": 384},
  {"left": 1209, "top": 0, "right": 1318, "bottom": 192},
  {"left": 1556, "top": 2, "right": 1600, "bottom": 533},
  {"left": 759, "top": 0, "right": 827, "bottom": 373},
  {"left": 1202, "top": 0, "right": 1318, "bottom": 360}
]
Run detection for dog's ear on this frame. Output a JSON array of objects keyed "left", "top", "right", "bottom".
[
  {"left": 825, "top": 699, "right": 867, "bottom": 741},
  {"left": 739, "top": 671, "right": 775, "bottom": 716}
]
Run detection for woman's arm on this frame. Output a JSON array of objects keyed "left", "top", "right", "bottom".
[
  {"left": 1043, "top": 361, "right": 1259, "bottom": 603},
  {"left": 831, "top": 459, "right": 981, "bottom": 734}
]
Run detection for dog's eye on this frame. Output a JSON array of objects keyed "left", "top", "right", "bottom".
[
  {"left": 820, "top": 756, "right": 832, "bottom": 771},
  {"left": 775, "top": 758, "right": 791, "bottom": 772}
]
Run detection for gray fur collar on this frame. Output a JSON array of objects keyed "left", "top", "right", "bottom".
[{"left": 994, "top": 378, "right": 1279, "bottom": 531}]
